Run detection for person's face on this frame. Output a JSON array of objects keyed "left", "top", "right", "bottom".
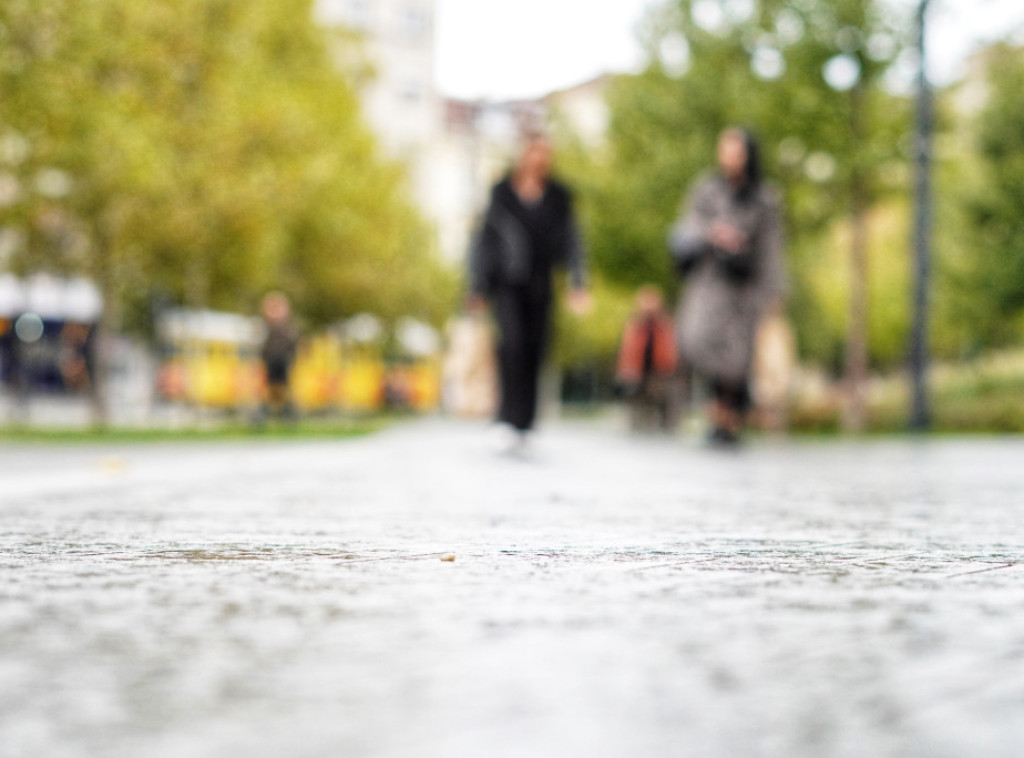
[
  {"left": 717, "top": 132, "right": 748, "bottom": 181},
  {"left": 519, "top": 139, "right": 553, "bottom": 179},
  {"left": 263, "top": 296, "right": 289, "bottom": 323},
  {"left": 637, "top": 288, "right": 663, "bottom": 315}
]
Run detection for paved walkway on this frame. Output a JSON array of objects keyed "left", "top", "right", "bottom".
[{"left": 2, "top": 419, "right": 1024, "bottom": 757}]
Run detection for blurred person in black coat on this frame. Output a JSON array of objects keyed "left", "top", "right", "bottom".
[
  {"left": 259, "top": 291, "right": 299, "bottom": 421},
  {"left": 468, "top": 132, "right": 590, "bottom": 452}
]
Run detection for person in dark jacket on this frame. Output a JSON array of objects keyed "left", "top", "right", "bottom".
[
  {"left": 259, "top": 291, "right": 299, "bottom": 421},
  {"left": 668, "top": 127, "right": 786, "bottom": 446},
  {"left": 468, "top": 132, "right": 589, "bottom": 452}
]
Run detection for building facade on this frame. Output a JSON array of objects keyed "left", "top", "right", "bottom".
[
  {"left": 314, "top": 2, "right": 611, "bottom": 266},
  {"left": 315, "top": 0, "right": 441, "bottom": 153}
]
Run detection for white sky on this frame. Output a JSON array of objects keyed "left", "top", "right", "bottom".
[
  {"left": 435, "top": 0, "right": 1024, "bottom": 101},
  {"left": 435, "top": 0, "right": 653, "bottom": 100}
]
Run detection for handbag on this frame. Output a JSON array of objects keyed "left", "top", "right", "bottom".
[{"left": 668, "top": 224, "right": 710, "bottom": 276}]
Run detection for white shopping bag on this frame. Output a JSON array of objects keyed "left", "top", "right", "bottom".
[{"left": 443, "top": 315, "right": 497, "bottom": 419}]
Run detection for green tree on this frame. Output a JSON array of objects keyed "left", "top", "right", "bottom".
[
  {"left": 0, "top": 0, "right": 453, "bottom": 335},
  {"left": 955, "top": 44, "right": 1024, "bottom": 348},
  {"left": 559, "top": 0, "right": 911, "bottom": 424}
]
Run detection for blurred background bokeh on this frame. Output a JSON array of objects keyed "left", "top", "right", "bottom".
[{"left": 2, "top": 0, "right": 1023, "bottom": 433}]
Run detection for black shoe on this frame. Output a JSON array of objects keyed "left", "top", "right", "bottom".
[{"left": 707, "top": 426, "right": 740, "bottom": 448}]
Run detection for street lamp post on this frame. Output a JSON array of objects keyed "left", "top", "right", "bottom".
[{"left": 909, "top": 0, "right": 933, "bottom": 431}]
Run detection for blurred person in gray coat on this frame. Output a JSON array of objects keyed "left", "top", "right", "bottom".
[{"left": 669, "top": 127, "right": 786, "bottom": 445}]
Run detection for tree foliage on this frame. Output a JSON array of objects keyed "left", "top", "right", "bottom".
[
  {"left": 560, "top": 0, "right": 912, "bottom": 370},
  {"left": 955, "top": 44, "right": 1024, "bottom": 348},
  {"left": 0, "top": 0, "right": 454, "bottom": 331}
]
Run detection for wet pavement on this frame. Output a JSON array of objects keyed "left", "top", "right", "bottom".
[{"left": 2, "top": 419, "right": 1024, "bottom": 757}]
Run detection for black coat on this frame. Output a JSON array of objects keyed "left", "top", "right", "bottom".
[{"left": 469, "top": 177, "right": 586, "bottom": 297}]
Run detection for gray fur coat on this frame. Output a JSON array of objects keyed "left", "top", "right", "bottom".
[{"left": 668, "top": 174, "right": 786, "bottom": 386}]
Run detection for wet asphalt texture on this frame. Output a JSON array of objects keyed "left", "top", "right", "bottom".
[{"left": 2, "top": 419, "right": 1024, "bottom": 757}]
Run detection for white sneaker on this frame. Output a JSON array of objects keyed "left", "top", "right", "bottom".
[{"left": 488, "top": 423, "right": 525, "bottom": 456}]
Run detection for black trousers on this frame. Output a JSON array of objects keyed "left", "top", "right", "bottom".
[
  {"left": 493, "top": 283, "right": 552, "bottom": 432},
  {"left": 710, "top": 378, "right": 752, "bottom": 415}
]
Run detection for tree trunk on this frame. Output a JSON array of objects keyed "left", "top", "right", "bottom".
[
  {"left": 843, "top": 182, "right": 869, "bottom": 433},
  {"left": 843, "top": 80, "right": 870, "bottom": 434},
  {"left": 90, "top": 244, "right": 115, "bottom": 430},
  {"left": 909, "top": 0, "right": 933, "bottom": 431}
]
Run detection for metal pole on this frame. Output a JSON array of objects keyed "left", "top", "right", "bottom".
[{"left": 909, "top": 0, "right": 932, "bottom": 431}]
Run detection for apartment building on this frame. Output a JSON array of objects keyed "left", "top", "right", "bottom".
[
  {"left": 315, "top": 0, "right": 442, "bottom": 152},
  {"left": 315, "top": 2, "right": 611, "bottom": 265}
]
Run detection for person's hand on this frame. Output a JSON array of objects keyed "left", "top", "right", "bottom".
[
  {"left": 766, "top": 299, "right": 786, "bottom": 318},
  {"left": 709, "top": 222, "right": 746, "bottom": 254},
  {"left": 567, "top": 288, "right": 593, "bottom": 316},
  {"left": 465, "top": 294, "right": 488, "bottom": 316}
]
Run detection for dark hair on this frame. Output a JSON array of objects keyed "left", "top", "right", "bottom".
[
  {"left": 516, "top": 126, "right": 550, "bottom": 156},
  {"left": 724, "top": 127, "right": 762, "bottom": 201}
]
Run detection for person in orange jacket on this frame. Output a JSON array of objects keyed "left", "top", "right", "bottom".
[{"left": 616, "top": 285, "right": 680, "bottom": 433}]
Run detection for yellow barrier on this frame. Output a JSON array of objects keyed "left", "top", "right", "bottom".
[
  {"left": 339, "top": 352, "right": 385, "bottom": 412},
  {"left": 182, "top": 342, "right": 262, "bottom": 408},
  {"left": 405, "top": 356, "right": 442, "bottom": 411},
  {"left": 292, "top": 334, "right": 344, "bottom": 412},
  {"left": 155, "top": 310, "right": 442, "bottom": 414}
]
